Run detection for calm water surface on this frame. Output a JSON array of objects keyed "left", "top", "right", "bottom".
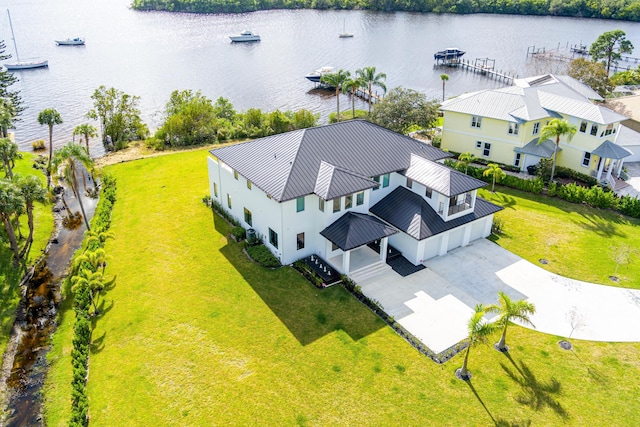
[{"left": 2, "top": 0, "right": 640, "bottom": 152}]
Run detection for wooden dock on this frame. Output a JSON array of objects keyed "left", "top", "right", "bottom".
[{"left": 437, "top": 57, "right": 515, "bottom": 83}]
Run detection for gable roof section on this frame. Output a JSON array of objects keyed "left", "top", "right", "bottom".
[
  {"left": 404, "top": 154, "right": 486, "bottom": 196},
  {"left": 515, "top": 138, "right": 559, "bottom": 158},
  {"left": 370, "top": 187, "right": 503, "bottom": 241},
  {"left": 538, "top": 92, "right": 626, "bottom": 124},
  {"left": 320, "top": 212, "right": 398, "bottom": 251},
  {"left": 592, "top": 140, "right": 633, "bottom": 159},
  {"left": 314, "top": 161, "right": 379, "bottom": 200},
  {"left": 211, "top": 120, "right": 451, "bottom": 202}
]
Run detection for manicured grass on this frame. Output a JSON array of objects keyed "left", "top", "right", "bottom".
[
  {"left": 42, "top": 149, "right": 640, "bottom": 426},
  {"left": 480, "top": 187, "right": 640, "bottom": 288},
  {"left": 0, "top": 153, "right": 54, "bottom": 355}
]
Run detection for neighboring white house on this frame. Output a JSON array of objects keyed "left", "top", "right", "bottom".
[
  {"left": 208, "top": 120, "right": 502, "bottom": 276},
  {"left": 441, "top": 74, "right": 637, "bottom": 187}
]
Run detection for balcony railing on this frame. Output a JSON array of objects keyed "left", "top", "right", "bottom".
[{"left": 448, "top": 194, "right": 472, "bottom": 216}]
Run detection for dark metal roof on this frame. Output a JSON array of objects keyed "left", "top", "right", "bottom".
[
  {"left": 591, "top": 140, "right": 633, "bottom": 160},
  {"left": 404, "top": 154, "right": 486, "bottom": 196},
  {"left": 210, "top": 120, "right": 451, "bottom": 202},
  {"left": 320, "top": 212, "right": 398, "bottom": 251},
  {"left": 514, "top": 138, "right": 558, "bottom": 158},
  {"left": 370, "top": 187, "right": 503, "bottom": 241},
  {"left": 314, "top": 161, "right": 379, "bottom": 200}
]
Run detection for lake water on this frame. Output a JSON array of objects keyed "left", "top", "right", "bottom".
[{"left": 2, "top": 0, "right": 640, "bottom": 152}]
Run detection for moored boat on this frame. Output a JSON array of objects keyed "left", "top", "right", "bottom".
[
  {"left": 434, "top": 48, "right": 466, "bottom": 61},
  {"left": 4, "top": 60, "right": 48, "bottom": 70},
  {"left": 305, "top": 66, "right": 334, "bottom": 83},
  {"left": 55, "top": 37, "right": 85, "bottom": 46},
  {"left": 229, "top": 30, "right": 261, "bottom": 43}
]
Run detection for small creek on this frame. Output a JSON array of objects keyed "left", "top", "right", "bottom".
[{"left": 1, "top": 174, "right": 98, "bottom": 426}]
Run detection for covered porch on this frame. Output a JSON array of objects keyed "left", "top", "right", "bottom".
[{"left": 591, "top": 139, "right": 634, "bottom": 189}]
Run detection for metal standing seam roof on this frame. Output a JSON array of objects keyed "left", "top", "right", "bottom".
[
  {"left": 591, "top": 140, "right": 633, "bottom": 159},
  {"left": 616, "top": 124, "right": 640, "bottom": 148},
  {"left": 369, "top": 187, "right": 503, "bottom": 241},
  {"left": 314, "top": 161, "right": 379, "bottom": 201},
  {"left": 538, "top": 92, "right": 626, "bottom": 124},
  {"left": 514, "top": 138, "right": 559, "bottom": 158},
  {"left": 210, "top": 120, "right": 452, "bottom": 202},
  {"left": 404, "top": 154, "right": 487, "bottom": 197},
  {"left": 319, "top": 212, "right": 398, "bottom": 251}
]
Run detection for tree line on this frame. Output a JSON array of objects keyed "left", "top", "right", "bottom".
[{"left": 131, "top": 0, "right": 640, "bottom": 22}]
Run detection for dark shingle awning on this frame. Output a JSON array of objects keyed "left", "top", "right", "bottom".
[{"left": 320, "top": 212, "right": 398, "bottom": 251}]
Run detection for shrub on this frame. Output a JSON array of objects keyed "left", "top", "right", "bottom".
[
  {"left": 231, "top": 226, "right": 246, "bottom": 241},
  {"left": 32, "top": 139, "right": 45, "bottom": 151},
  {"left": 245, "top": 244, "right": 281, "bottom": 268}
]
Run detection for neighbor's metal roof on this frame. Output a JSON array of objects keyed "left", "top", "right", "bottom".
[
  {"left": 211, "top": 120, "right": 451, "bottom": 202},
  {"left": 404, "top": 154, "right": 486, "bottom": 196},
  {"left": 370, "top": 187, "right": 502, "bottom": 241},
  {"left": 319, "top": 212, "right": 398, "bottom": 251}
]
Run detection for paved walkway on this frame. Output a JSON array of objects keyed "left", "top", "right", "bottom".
[
  {"left": 619, "top": 161, "right": 640, "bottom": 199},
  {"left": 356, "top": 239, "right": 640, "bottom": 354}
]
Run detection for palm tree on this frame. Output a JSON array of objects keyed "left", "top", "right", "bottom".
[
  {"left": 457, "top": 151, "right": 476, "bottom": 175},
  {"left": 15, "top": 174, "right": 47, "bottom": 259},
  {"left": 52, "top": 142, "right": 95, "bottom": 231},
  {"left": 0, "top": 98, "right": 16, "bottom": 138},
  {"left": 342, "top": 76, "right": 366, "bottom": 119},
  {"left": 85, "top": 229, "right": 115, "bottom": 248},
  {"left": 37, "top": 108, "right": 63, "bottom": 187},
  {"left": 356, "top": 66, "right": 387, "bottom": 114},
  {"left": 482, "top": 163, "right": 506, "bottom": 192},
  {"left": 0, "top": 179, "right": 24, "bottom": 263},
  {"left": 440, "top": 73, "right": 449, "bottom": 101},
  {"left": 321, "top": 69, "right": 351, "bottom": 122},
  {"left": 73, "top": 247, "right": 108, "bottom": 276},
  {"left": 485, "top": 292, "right": 536, "bottom": 352},
  {"left": 538, "top": 118, "right": 577, "bottom": 184},
  {"left": 0, "top": 137, "right": 21, "bottom": 179},
  {"left": 456, "top": 304, "right": 497, "bottom": 380},
  {"left": 73, "top": 123, "right": 98, "bottom": 157},
  {"left": 71, "top": 268, "right": 107, "bottom": 314}
]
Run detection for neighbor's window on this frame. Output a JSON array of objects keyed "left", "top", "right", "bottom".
[
  {"left": 269, "top": 228, "right": 278, "bottom": 249},
  {"left": 532, "top": 122, "right": 540, "bottom": 135},
  {"left": 213, "top": 182, "right": 218, "bottom": 197},
  {"left": 247, "top": 180, "right": 252, "bottom": 190},
  {"left": 372, "top": 175, "right": 380, "bottom": 190},
  {"left": 471, "top": 116, "right": 482, "bottom": 128},
  {"left": 382, "top": 173, "right": 390, "bottom": 188},
  {"left": 296, "top": 196, "right": 305, "bottom": 212},
  {"left": 582, "top": 152, "right": 591, "bottom": 167},
  {"left": 482, "top": 142, "right": 491, "bottom": 157},
  {"left": 590, "top": 124, "right": 598, "bottom": 136},
  {"left": 333, "top": 198, "right": 341, "bottom": 213},
  {"left": 234, "top": 170, "right": 238, "bottom": 180},
  {"left": 244, "top": 208, "right": 252, "bottom": 226},
  {"left": 356, "top": 191, "right": 364, "bottom": 206},
  {"left": 345, "top": 194, "right": 353, "bottom": 209},
  {"left": 406, "top": 178, "right": 413, "bottom": 189},
  {"left": 297, "top": 232, "right": 305, "bottom": 250},
  {"left": 425, "top": 187, "right": 432, "bottom": 198},
  {"left": 579, "top": 121, "right": 588, "bottom": 133},
  {"left": 318, "top": 198, "right": 325, "bottom": 212},
  {"left": 227, "top": 193, "right": 232, "bottom": 209},
  {"left": 508, "top": 122, "right": 519, "bottom": 135}
]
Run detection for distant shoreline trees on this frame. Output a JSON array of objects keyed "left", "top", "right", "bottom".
[{"left": 131, "top": 0, "right": 640, "bottom": 22}]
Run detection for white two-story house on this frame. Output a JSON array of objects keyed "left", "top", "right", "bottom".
[
  {"left": 441, "top": 74, "right": 636, "bottom": 187},
  {"left": 208, "top": 120, "right": 502, "bottom": 276}
]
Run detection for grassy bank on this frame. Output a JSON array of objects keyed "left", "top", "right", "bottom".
[
  {"left": 42, "top": 148, "right": 640, "bottom": 425},
  {"left": 0, "top": 153, "right": 54, "bottom": 355}
]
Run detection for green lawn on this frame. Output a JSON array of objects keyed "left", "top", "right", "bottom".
[
  {"left": 0, "top": 153, "right": 54, "bottom": 355},
  {"left": 480, "top": 187, "right": 640, "bottom": 288},
  {"left": 43, "top": 149, "right": 640, "bottom": 425}
]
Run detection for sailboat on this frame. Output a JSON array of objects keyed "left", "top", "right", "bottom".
[
  {"left": 339, "top": 19, "right": 353, "bottom": 38},
  {"left": 4, "top": 10, "right": 48, "bottom": 70}
]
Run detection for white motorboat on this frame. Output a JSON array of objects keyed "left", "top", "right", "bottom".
[
  {"left": 305, "top": 66, "right": 334, "bottom": 83},
  {"left": 229, "top": 30, "right": 261, "bottom": 43},
  {"left": 55, "top": 37, "right": 85, "bottom": 46}
]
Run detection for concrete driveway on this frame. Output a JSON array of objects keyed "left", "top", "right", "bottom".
[
  {"left": 622, "top": 161, "right": 640, "bottom": 198},
  {"left": 356, "top": 239, "right": 640, "bottom": 354}
]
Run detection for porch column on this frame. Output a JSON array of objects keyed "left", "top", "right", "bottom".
[
  {"left": 616, "top": 159, "right": 624, "bottom": 177},
  {"left": 605, "top": 158, "right": 614, "bottom": 182},
  {"left": 596, "top": 156, "right": 605, "bottom": 181},
  {"left": 342, "top": 250, "right": 351, "bottom": 274},
  {"left": 438, "top": 233, "right": 449, "bottom": 256},
  {"left": 380, "top": 237, "right": 389, "bottom": 263},
  {"left": 462, "top": 224, "right": 472, "bottom": 247}
]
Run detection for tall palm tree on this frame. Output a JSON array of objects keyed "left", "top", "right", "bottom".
[
  {"left": 356, "top": 66, "right": 387, "bottom": 114},
  {"left": 483, "top": 163, "right": 506, "bottom": 192},
  {"left": 538, "top": 118, "right": 577, "bottom": 184},
  {"left": 457, "top": 151, "right": 476, "bottom": 175},
  {"left": 456, "top": 304, "right": 497, "bottom": 380},
  {"left": 15, "top": 174, "right": 47, "bottom": 259},
  {"left": 321, "top": 69, "right": 351, "bottom": 122},
  {"left": 0, "top": 137, "right": 21, "bottom": 179},
  {"left": 37, "top": 108, "right": 63, "bottom": 187},
  {"left": 73, "top": 123, "right": 98, "bottom": 157},
  {"left": 485, "top": 292, "right": 536, "bottom": 352},
  {"left": 0, "top": 179, "right": 24, "bottom": 264},
  {"left": 440, "top": 73, "right": 449, "bottom": 101},
  {"left": 342, "top": 76, "right": 366, "bottom": 119},
  {"left": 52, "top": 142, "right": 95, "bottom": 231}
]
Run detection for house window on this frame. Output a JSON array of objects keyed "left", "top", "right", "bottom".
[
  {"left": 514, "top": 153, "right": 522, "bottom": 168},
  {"left": 406, "top": 178, "right": 413, "bottom": 189},
  {"left": 233, "top": 170, "right": 238, "bottom": 180},
  {"left": 213, "top": 182, "right": 218, "bottom": 197},
  {"left": 579, "top": 121, "right": 588, "bottom": 133},
  {"left": 372, "top": 175, "right": 380, "bottom": 190},
  {"left": 297, "top": 232, "right": 305, "bottom": 250},
  {"left": 356, "top": 192, "right": 364, "bottom": 206},
  {"left": 345, "top": 194, "right": 353, "bottom": 209},
  {"left": 247, "top": 180, "right": 252, "bottom": 190},
  {"left": 318, "top": 198, "right": 325, "bottom": 212},
  {"left": 331, "top": 242, "right": 339, "bottom": 251},
  {"left": 269, "top": 228, "right": 278, "bottom": 249},
  {"left": 590, "top": 124, "right": 598, "bottom": 136},
  {"left": 244, "top": 208, "right": 252, "bottom": 226},
  {"left": 532, "top": 122, "right": 540, "bottom": 135},
  {"left": 582, "top": 152, "right": 591, "bottom": 167},
  {"left": 471, "top": 116, "right": 482, "bottom": 128},
  {"left": 475, "top": 141, "right": 482, "bottom": 149},
  {"left": 425, "top": 187, "right": 432, "bottom": 198},
  {"left": 603, "top": 124, "right": 614, "bottom": 136},
  {"left": 508, "top": 122, "right": 519, "bottom": 135},
  {"left": 296, "top": 196, "right": 305, "bottom": 212},
  {"left": 332, "top": 198, "right": 341, "bottom": 213},
  {"left": 227, "top": 193, "right": 232, "bottom": 209},
  {"left": 482, "top": 142, "right": 491, "bottom": 157},
  {"left": 382, "top": 173, "right": 390, "bottom": 188}
]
